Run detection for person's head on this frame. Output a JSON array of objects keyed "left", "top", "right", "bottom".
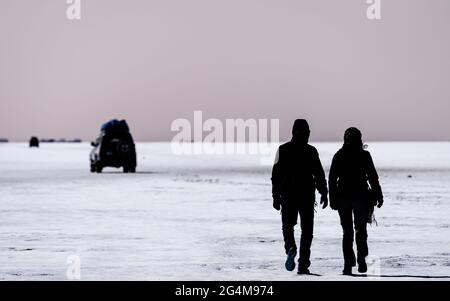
[
  {"left": 292, "top": 119, "right": 310, "bottom": 143},
  {"left": 343, "top": 127, "right": 363, "bottom": 149}
]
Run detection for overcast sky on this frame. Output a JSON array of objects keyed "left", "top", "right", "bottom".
[{"left": 1, "top": 0, "right": 449, "bottom": 142}]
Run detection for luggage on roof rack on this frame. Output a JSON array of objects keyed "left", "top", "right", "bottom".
[{"left": 101, "top": 119, "right": 130, "bottom": 134}]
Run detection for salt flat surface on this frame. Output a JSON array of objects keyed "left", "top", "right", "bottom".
[{"left": 0, "top": 142, "right": 449, "bottom": 280}]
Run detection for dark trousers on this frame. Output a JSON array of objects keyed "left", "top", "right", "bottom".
[
  {"left": 281, "top": 202, "right": 314, "bottom": 269},
  {"left": 338, "top": 201, "right": 369, "bottom": 266}
]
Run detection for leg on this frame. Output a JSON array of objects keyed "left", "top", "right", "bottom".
[
  {"left": 338, "top": 208, "right": 356, "bottom": 268},
  {"left": 354, "top": 205, "right": 369, "bottom": 260},
  {"left": 281, "top": 204, "right": 298, "bottom": 254},
  {"left": 298, "top": 205, "right": 314, "bottom": 270}
]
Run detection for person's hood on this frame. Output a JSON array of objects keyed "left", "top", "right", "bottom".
[
  {"left": 343, "top": 127, "right": 363, "bottom": 151},
  {"left": 291, "top": 119, "right": 310, "bottom": 144}
]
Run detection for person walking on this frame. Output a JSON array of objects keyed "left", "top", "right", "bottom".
[
  {"left": 329, "top": 127, "right": 384, "bottom": 275},
  {"left": 272, "top": 119, "right": 328, "bottom": 274}
]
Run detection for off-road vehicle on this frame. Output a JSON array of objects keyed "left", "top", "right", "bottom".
[{"left": 90, "top": 120, "right": 137, "bottom": 173}]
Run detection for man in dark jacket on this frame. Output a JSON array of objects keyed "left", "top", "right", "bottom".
[
  {"left": 329, "top": 127, "right": 384, "bottom": 275},
  {"left": 272, "top": 119, "right": 328, "bottom": 274}
]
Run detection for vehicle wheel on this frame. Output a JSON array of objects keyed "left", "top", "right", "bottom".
[
  {"left": 130, "top": 166, "right": 136, "bottom": 173},
  {"left": 90, "top": 164, "right": 95, "bottom": 173},
  {"left": 95, "top": 163, "right": 103, "bottom": 173},
  {"left": 123, "top": 167, "right": 129, "bottom": 173}
]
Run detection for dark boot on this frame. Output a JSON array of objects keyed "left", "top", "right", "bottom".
[
  {"left": 358, "top": 257, "right": 367, "bottom": 273},
  {"left": 297, "top": 266, "right": 310, "bottom": 275},
  {"left": 343, "top": 263, "right": 353, "bottom": 275},
  {"left": 285, "top": 247, "right": 297, "bottom": 272}
]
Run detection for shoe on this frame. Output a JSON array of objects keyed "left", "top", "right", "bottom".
[
  {"left": 358, "top": 258, "right": 367, "bottom": 273},
  {"left": 297, "top": 267, "right": 310, "bottom": 275},
  {"left": 285, "top": 247, "right": 297, "bottom": 271},
  {"left": 342, "top": 263, "right": 352, "bottom": 275}
]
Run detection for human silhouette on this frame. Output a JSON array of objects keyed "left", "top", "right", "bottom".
[
  {"left": 271, "top": 119, "right": 328, "bottom": 274},
  {"left": 329, "top": 127, "right": 384, "bottom": 275}
]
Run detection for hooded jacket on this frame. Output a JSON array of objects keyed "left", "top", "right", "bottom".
[
  {"left": 328, "top": 128, "right": 383, "bottom": 208},
  {"left": 271, "top": 120, "right": 328, "bottom": 204}
]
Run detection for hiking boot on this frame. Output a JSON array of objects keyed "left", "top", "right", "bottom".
[
  {"left": 358, "top": 257, "right": 367, "bottom": 273},
  {"left": 343, "top": 264, "right": 353, "bottom": 275},
  {"left": 297, "top": 267, "right": 310, "bottom": 275},
  {"left": 285, "top": 247, "right": 297, "bottom": 272}
]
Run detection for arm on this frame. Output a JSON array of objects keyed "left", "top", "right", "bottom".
[
  {"left": 271, "top": 148, "right": 282, "bottom": 210},
  {"left": 328, "top": 154, "right": 339, "bottom": 210},
  {"left": 367, "top": 152, "right": 384, "bottom": 207},
  {"left": 312, "top": 148, "right": 328, "bottom": 209},
  {"left": 312, "top": 148, "right": 328, "bottom": 196}
]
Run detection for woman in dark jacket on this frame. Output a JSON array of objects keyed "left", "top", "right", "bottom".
[{"left": 329, "top": 127, "right": 384, "bottom": 275}]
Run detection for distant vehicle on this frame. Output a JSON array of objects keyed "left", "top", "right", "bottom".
[
  {"left": 29, "top": 136, "right": 39, "bottom": 148},
  {"left": 0, "top": 138, "right": 8, "bottom": 143},
  {"left": 90, "top": 119, "right": 137, "bottom": 173}
]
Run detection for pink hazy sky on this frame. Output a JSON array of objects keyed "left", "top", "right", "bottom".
[{"left": 1, "top": 0, "right": 449, "bottom": 142}]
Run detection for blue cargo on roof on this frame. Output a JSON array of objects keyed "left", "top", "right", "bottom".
[{"left": 101, "top": 119, "right": 130, "bottom": 133}]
